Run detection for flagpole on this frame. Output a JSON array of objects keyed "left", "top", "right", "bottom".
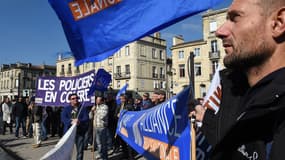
[
  {"left": 187, "top": 52, "right": 197, "bottom": 160},
  {"left": 191, "top": 117, "right": 196, "bottom": 160}
]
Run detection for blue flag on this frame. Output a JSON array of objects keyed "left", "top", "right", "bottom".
[
  {"left": 48, "top": 0, "right": 222, "bottom": 66},
  {"left": 87, "top": 69, "right": 111, "bottom": 96},
  {"left": 116, "top": 87, "right": 191, "bottom": 160},
  {"left": 116, "top": 83, "right": 128, "bottom": 105}
]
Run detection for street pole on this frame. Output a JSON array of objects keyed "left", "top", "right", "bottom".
[
  {"left": 17, "top": 72, "right": 20, "bottom": 98},
  {"left": 188, "top": 52, "right": 195, "bottom": 97}
]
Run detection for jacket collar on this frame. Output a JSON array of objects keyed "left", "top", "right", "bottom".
[{"left": 237, "top": 67, "right": 285, "bottom": 121}]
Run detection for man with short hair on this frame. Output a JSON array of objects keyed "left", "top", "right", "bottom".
[
  {"left": 142, "top": 92, "right": 153, "bottom": 110},
  {"left": 61, "top": 93, "right": 89, "bottom": 160},
  {"left": 90, "top": 96, "right": 109, "bottom": 160},
  {"left": 151, "top": 91, "right": 160, "bottom": 106},
  {"left": 13, "top": 97, "right": 28, "bottom": 138},
  {"left": 192, "top": 0, "right": 285, "bottom": 159},
  {"left": 158, "top": 90, "right": 166, "bottom": 104}
]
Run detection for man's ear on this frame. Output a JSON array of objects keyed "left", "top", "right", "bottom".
[{"left": 272, "top": 7, "right": 285, "bottom": 38}]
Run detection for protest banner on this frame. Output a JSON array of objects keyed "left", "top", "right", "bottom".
[
  {"left": 35, "top": 70, "right": 96, "bottom": 106},
  {"left": 116, "top": 87, "right": 191, "bottom": 160}
]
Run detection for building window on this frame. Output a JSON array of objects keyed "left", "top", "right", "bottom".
[
  {"left": 194, "top": 48, "right": 200, "bottom": 57},
  {"left": 68, "top": 63, "right": 72, "bottom": 74},
  {"left": 152, "top": 48, "right": 157, "bottom": 59},
  {"left": 209, "top": 21, "right": 217, "bottom": 32},
  {"left": 160, "top": 67, "right": 164, "bottom": 78},
  {"left": 125, "top": 46, "right": 130, "bottom": 56},
  {"left": 117, "top": 80, "right": 120, "bottom": 88},
  {"left": 61, "top": 65, "right": 64, "bottom": 74},
  {"left": 194, "top": 63, "right": 202, "bottom": 76},
  {"left": 125, "top": 64, "right": 130, "bottom": 74},
  {"left": 211, "top": 40, "right": 218, "bottom": 52},
  {"left": 152, "top": 66, "right": 157, "bottom": 78},
  {"left": 116, "top": 66, "right": 121, "bottom": 75},
  {"left": 76, "top": 66, "right": 80, "bottom": 73},
  {"left": 117, "top": 50, "right": 121, "bottom": 57},
  {"left": 159, "top": 50, "right": 164, "bottom": 60},
  {"left": 179, "top": 64, "right": 185, "bottom": 78},
  {"left": 211, "top": 60, "right": 219, "bottom": 74},
  {"left": 108, "top": 58, "right": 112, "bottom": 66},
  {"left": 178, "top": 50, "right": 184, "bottom": 59},
  {"left": 153, "top": 80, "right": 159, "bottom": 89},
  {"left": 140, "top": 45, "right": 146, "bottom": 57},
  {"left": 200, "top": 84, "right": 206, "bottom": 97}
]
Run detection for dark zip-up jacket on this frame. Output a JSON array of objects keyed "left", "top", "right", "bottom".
[
  {"left": 201, "top": 69, "right": 249, "bottom": 147},
  {"left": 202, "top": 68, "right": 285, "bottom": 160}
]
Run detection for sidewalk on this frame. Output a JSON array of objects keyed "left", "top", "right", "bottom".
[{"left": 0, "top": 133, "right": 145, "bottom": 160}]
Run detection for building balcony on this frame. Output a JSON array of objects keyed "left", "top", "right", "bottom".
[
  {"left": 60, "top": 71, "right": 65, "bottom": 76},
  {"left": 209, "top": 50, "right": 220, "bottom": 60},
  {"left": 152, "top": 73, "right": 158, "bottom": 78},
  {"left": 160, "top": 74, "right": 165, "bottom": 79},
  {"left": 114, "top": 72, "right": 131, "bottom": 80}
]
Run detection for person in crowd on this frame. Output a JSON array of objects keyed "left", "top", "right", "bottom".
[
  {"left": 41, "top": 106, "right": 48, "bottom": 141},
  {"left": 50, "top": 106, "right": 62, "bottom": 137},
  {"left": 10, "top": 99, "right": 16, "bottom": 127},
  {"left": 30, "top": 97, "right": 42, "bottom": 148},
  {"left": 113, "top": 94, "right": 134, "bottom": 159},
  {"left": 90, "top": 96, "right": 109, "bottom": 160},
  {"left": 0, "top": 99, "right": 3, "bottom": 134},
  {"left": 191, "top": 0, "right": 285, "bottom": 159},
  {"left": 61, "top": 93, "right": 89, "bottom": 160},
  {"left": 2, "top": 97, "right": 12, "bottom": 135},
  {"left": 13, "top": 97, "right": 28, "bottom": 138},
  {"left": 151, "top": 91, "right": 160, "bottom": 106},
  {"left": 105, "top": 93, "right": 117, "bottom": 149},
  {"left": 25, "top": 97, "right": 33, "bottom": 138},
  {"left": 133, "top": 96, "right": 143, "bottom": 111},
  {"left": 141, "top": 92, "right": 153, "bottom": 110},
  {"left": 83, "top": 105, "right": 92, "bottom": 150},
  {"left": 158, "top": 90, "right": 166, "bottom": 104}
]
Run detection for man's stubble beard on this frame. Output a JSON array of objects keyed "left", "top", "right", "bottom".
[{"left": 223, "top": 40, "right": 273, "bottom": 71}]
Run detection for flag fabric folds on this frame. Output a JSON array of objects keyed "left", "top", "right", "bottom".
[
  {"left": 202, "top": 64, "right": 222, "bottom": 114},
  {"left": 87, "top": 68, "right": 111, "bottom": 96},
  {"left": 40, "top": 124, "right": 77, "bottom": 160},
  {"left": 115, "top": 83, "right": 128, "bottom": 105},
  {"left": 116, "top": 87, "right": 191, "bottom": 160},
  {"left": 48, "top": 0, "right": 223, "bottom": 66}
]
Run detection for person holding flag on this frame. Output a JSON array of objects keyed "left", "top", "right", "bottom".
[
  {"left": 113, "top": 93, "right": 134, "bottom": 159},
  {"left": 61, "top": 93, "right": 89, "bottom": 160}
]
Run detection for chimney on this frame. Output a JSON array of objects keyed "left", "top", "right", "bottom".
[
  {"left": 153, "top": 32, "right": 161, "bottom": 38},
  {"left": 58, "top": 53, "right": 62, "bottom": 60},
  {"left": 172, "top": 35, "right": 184, "bottom": 46}
]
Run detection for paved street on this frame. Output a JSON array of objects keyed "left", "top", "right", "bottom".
[{"left": 0, "top": 133, "right": 146, "bottom": 160}]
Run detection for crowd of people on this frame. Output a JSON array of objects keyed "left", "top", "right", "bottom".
[
  {"left": 0, "top": 89, "right": 167, "bottom": 160},
  {"left": 0, "top": 96, "right": 63, "bottom": 146}
]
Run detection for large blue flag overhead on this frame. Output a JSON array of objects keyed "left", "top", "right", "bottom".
[
  {"left": 49, "top": 0, "right": 222, "bottom": 66},
  {"left": 116, "top": 87, "right": 191, "bottom": 160}
]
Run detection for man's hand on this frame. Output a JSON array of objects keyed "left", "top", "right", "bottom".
[
  {"left": 189, "top": 105, "right": 206, "bottom": 122},
  {"left": 71, "top": 118, "right": 80, "bottom": 125}
]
